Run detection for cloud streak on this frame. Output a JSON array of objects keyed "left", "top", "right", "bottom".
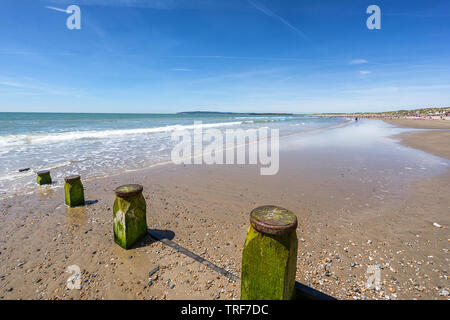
[
  {"left": 0, "top": 80, "right": 32, "bottom": 88},
  {"left": 47, "top": 0, "right": 176, "bottom": 9},
  {"left": 172, "top": 68, "right": 193, "bottom": 72},
  {"left": 45, "top": 6, "right": 69, "bottom": 13},
  {"left": 169, "top": 55, "right": 311, "bottom": 62},
  {"left": 46, "top": 0, "right": 239, "bottom": 10},
  {"left": 349, "top": 59, "right": 368, "bottom": 65},
  {"left": 247, "top": 0, "right": 308, "bottom": 40},
  {"left": 0, "top": 77, "right": 86, "bottom": 97},
  {"left": 0, "top": 51, "right": 73, "bottom": 56}
]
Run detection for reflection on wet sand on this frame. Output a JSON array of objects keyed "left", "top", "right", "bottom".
[
  {"left": 65, "top": 206, "right": 88, "bottom": 231},
  {"left": 37, "top": 185, "right": 55, "bottom": 199},
  {"left": 0, "top": 119, "right": 449, "bottom": 300}
]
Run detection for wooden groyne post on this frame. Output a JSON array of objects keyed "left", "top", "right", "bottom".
[
  {"left": 64, "top": 175, "right": 85, "bottom": 207},
  {"left": 36, "top": 170, "right": 52, "bottom": 185},
  {"left": 113, "top": 184, "right": 147, "bottom": 249},
  {"left": 241, "top": 205, "right": 298, "bottom": 300}
]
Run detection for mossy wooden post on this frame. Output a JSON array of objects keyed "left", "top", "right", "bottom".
[
  {"left": 64, "top": 175, "right": 85, "bottom": 207},
  {"left": 113, "top": 184, "right": 147, "bottom": 249},
  {"left": 241, "top": 205, "right": 298, "bottom": 300},
  {"left": 36, "top": 170, "right": 52, "bottom": 185}
]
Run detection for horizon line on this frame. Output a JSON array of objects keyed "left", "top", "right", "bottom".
[{"left": 1, "top": 106, "right": 448, "bottom": 115}]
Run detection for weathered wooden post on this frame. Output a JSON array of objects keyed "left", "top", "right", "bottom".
[
  {"left": 36, "top": 170, "right": 52, "bottom": 185},
  {"left": 64, "top": 175, "right": 85, "bottom": 207},
  {"left": 113, "top": 184, "right": 147, "bottom": 249},
  {"left": 241, "top": 205, "right": 298, "bottom": 300}
]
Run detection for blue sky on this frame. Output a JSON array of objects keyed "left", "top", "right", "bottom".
[{"left": 0, "top": 0, "right": 449, "bottom": 113}]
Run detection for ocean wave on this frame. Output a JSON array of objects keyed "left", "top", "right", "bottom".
[
  {"left": 0, "top": 121, "right": 243, "bottom": 147},
  {"left": 0, "top": 160, "right": 76, "bottom": 182}
]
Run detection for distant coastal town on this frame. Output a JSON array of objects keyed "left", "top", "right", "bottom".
[
  {"left": 317, "top": 107, "right": 450, "bottom": 120},
  {"left": 179, "top": 108, "right": 450, "bottom": 120}
]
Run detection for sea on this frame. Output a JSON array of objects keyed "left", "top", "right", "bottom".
[{"left": 0, "top": 112, "right": 347, "bottom": 198}]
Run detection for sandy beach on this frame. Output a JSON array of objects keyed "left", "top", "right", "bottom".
[
  {"left": 385, "top": 119, "right": 450, "bottom": 160},
  {"left": 2, "top": 0, "right": 450, "bottom": 307},
  {"left": 0, "top": 119, "right": 449, "bottom": 300},
  {"left": 384, "top": 119, "right": 450, "bottom": 130}
]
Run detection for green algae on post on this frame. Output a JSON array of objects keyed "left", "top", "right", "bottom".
[
  {"left": 113, "top": 184, "right": 147, "bottom": 249},
  {"left": 36, "top": 170, "right": 52, "bottom": 185},
  {"left": 64, "top": 175, "right": 85, "bottom": 207},
  {"left": 241, "top": 205, "right": 298, "bottom": 300}
]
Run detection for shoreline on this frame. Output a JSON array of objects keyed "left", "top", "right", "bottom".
[
  {"left": 384, "top": 118, "right": 450, "bottom": 130},
  {"left": 384, "top": 119, "right": 450, "bottom": 160},
  {"left": 0, "top": 119, "right": 449, "bottom": 300},
  {"left": 0, "top": 116, "right": 348, "bottom": 202}
]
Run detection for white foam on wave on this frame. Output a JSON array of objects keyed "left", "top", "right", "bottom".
[
  {"left": 0, "top": 121, "right": 243, "bottom": 148},
  {"left": 0, "top": 160, "right": 74, "bottom": 182}
]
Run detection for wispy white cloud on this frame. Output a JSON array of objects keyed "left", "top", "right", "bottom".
[
  {"left": 247, "top": 0, "right": 308, "bottom": 40},
  {"left": 0, "top": 51, "right": 73, "bottom": 56},
  {"left": 46, "top": 0, "right": 238, "bottom": 10},
  {"left": 45, "top": 6, "right": 69, "bottom": 13},
  {"left": 0, "top": 80, "right": 32, "bottom": 88},
  {"left": 384, "top": 12, "right": 450, "bottom": 18},
  {"left": 359, "top": 70, "right": 371, "bottom": 75},
  {"left": 0, "top": 77, "right": 86, "bottom": 97},
  {"left": 172, "top": 68, "right": 193, "bottom": 72},
  {"left": 345, "top": 84, "right": 450, "bottom": 95},
  {"left": 169, "top": 55, "right": 311, "bottom": 62},
  {"left": 47, "top": 0, "right": 175, "bottom": 9},
  {"left": 349, "top": 59, "right": 368, "bottom": 65},
  {"left": 188, "top": 68, "right": 282, "bottom": 85}
]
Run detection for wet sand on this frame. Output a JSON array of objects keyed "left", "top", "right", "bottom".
[
  {"left": 392, "top": 131, "right": 450, "bottom": 161},
  {"left": 384, "top": 118, "right": 450, "bottom": 130},
  {"left": 0, "top": 120, "right": 449, "bottom": 300},
  {"left": 385, "top": 118, "right": 450, "bottom": 160}
]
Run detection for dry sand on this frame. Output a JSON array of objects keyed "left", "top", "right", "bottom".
[{"left": 0, "top": 119, "right": 449, "bottom": 300}]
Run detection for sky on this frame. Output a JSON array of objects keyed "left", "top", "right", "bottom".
[{"left": 0, "top": 0, "right": 449, "bottom": 114}]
